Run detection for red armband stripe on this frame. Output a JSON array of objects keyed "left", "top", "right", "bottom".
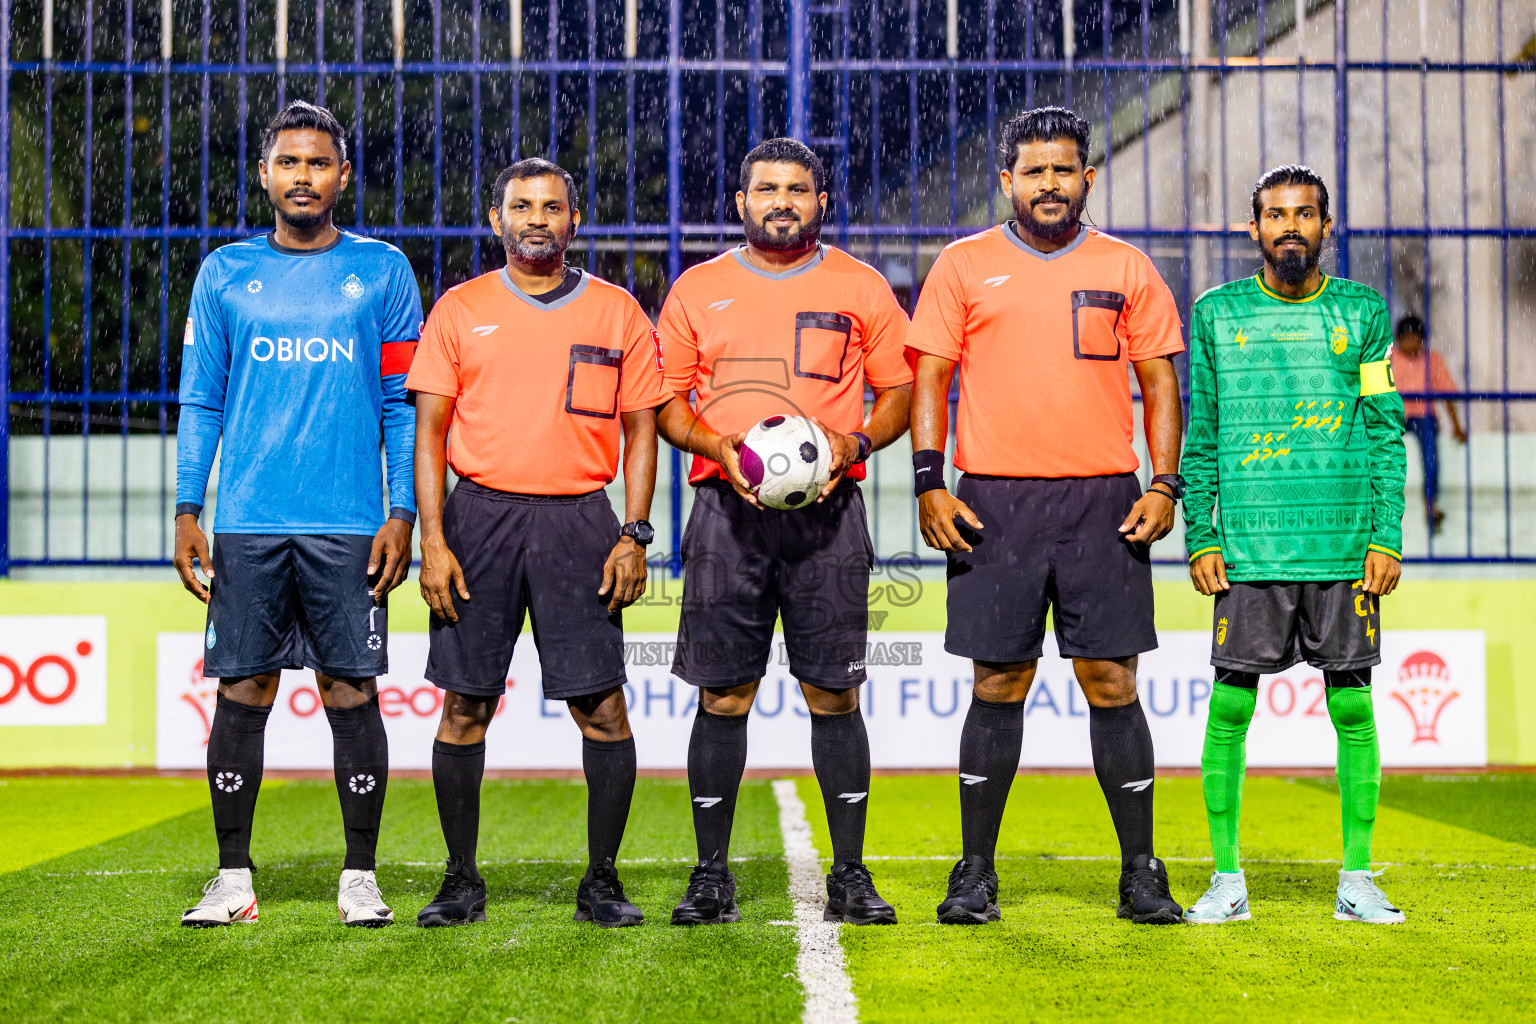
[{"left": 381, "top": 341, "right": 418, "bottom": 376}]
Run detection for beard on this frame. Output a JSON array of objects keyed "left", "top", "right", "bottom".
[
  {"left": 1013, "top": 189, "right": 1087, "bottom": 242},
  {"left": 1262, "top": 233, "right": 1322, "bottom": 286},
  {"left": 743, "top": 206, "right": 823, "bottom": 253},
  {"left": 503, "top": 226, "right": 572, "bottom": 266},
  {"left": 269, "top": 187, "right": 334, "bottom": 231}
]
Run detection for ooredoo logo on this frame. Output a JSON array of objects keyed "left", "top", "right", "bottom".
[
  {"left": 1391, "top": 650, "right": 1460, "bottom": 744},
  {"left": 0, "top": 617, "right": 109, "bottom": 726},
  {"left": 0, "top": 642, "right": 93, "bottom": 706}
]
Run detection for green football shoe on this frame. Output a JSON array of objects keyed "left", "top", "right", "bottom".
[
  {"left": 1334, "top": 869, "right": 1406, "bottom": 924},
  {"left": 1183, "top": 870, "right": 1251, "bottom": 924}
]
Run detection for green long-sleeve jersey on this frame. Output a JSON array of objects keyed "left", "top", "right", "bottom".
[{"left": 1182, "top": 272, "right": 1407, "bottom": 581}]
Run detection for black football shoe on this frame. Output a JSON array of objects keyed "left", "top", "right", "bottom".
[
  {"left": 1117, "top": 854, "right": 1184, "bottom": 924},
  {"left": 670, "top": 860, "right": 740, "bottom": 926},
  {"left": 824, "top": 861, "right": 897, "bottom": 925},
  {"left": 575, "top": 859, "right": 644, "bottom": 928},
  {"left": 936, "top": 855, "right": 1000, "bottom": 925},
  {"left": 417, "top": 856, "right": 488, "bottom": 927}
]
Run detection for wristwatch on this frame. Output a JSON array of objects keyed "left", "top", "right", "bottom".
[
  {"left": 1150, "top": 473, "right": 1186, "bottom": 501},
  {"left": 619, "top": 520, "right": 655, "bottom": 546}
]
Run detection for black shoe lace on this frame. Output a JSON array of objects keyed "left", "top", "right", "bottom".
[
  {"left": 835, "top": 862, "right": 879, "bottom": 900},
  {"left": 585, "top": 865, "right": 628, "bottom": 904},
  {"left": 1126, "top": 865, "right": 1173, "bottom": 903},
  {"left": 431, "top": 868, "right": 480, "bottom": 905},
  {"left": 684, "top": 862, "right": 727, "bottom": 902},
  {"left": 947, "top": 858, "right": 993, "bottom": 897}
]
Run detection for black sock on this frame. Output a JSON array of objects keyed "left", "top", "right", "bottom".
[
  {"left": 958, "top": 696, "right": 1025, "bottom": 865},
  {"left": 325, "top": 696, "right": 389, "bottom": 872},
  {"left": 207, "top": 693, "right": 272, "bottom": 870},
  {"left": 432, "top": 738, "right": 485, "bottom": 882},
  {"left": 1089, "top": 698, "right": 1157, "bottom": 868},
  {"left": 810, "top": 709, "right": 871, "bottom": 865},
  {"left": 687, "top": 708, "right": 749, "bottom": 866},
  {"left": 583, "top": 736, "right": 637, "bottom": 871}
]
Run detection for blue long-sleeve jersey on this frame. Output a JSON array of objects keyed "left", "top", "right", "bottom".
[{"left": 176, "top": 231, "right": 423, "bottom": 534}]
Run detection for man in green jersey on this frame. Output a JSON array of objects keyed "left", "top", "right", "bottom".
[{"left": 1181, "top": 165, "right": 1408, "bottom": 925}]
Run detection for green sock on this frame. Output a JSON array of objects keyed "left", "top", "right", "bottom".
[
  {"left": 1200, "top": 682, "right": 1256, "bottom": 873},
  {"left": 1326, "top": 686, "right": 1380, "bottom": 871}
]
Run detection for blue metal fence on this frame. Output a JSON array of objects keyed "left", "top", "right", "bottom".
[{"left": 1, "top": 0, "right": 1532, "bottom": 571}]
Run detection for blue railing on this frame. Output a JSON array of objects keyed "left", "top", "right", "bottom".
[{"left": 2, "top": 0, "right": 1532, "bottom": 571}]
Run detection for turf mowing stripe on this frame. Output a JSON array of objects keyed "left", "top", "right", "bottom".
[
  {"left": 0, "top": 778, "right": 220, "bottom": 874},
  {"left": 773, "top": 778, "right": 858, "bottom": 1024}
]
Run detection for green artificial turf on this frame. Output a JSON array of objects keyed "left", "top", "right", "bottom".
[
  {"left": 3, "top": 773, "right": 1533, "bottom": 1024},
  {"left": 0, "top": 778, "right": 800, "bottom": 1024},
  {"left": 796, "top": 774, "right": 1536, "bottom": 1024},
  {"left": 0, "top": 777, "right": 216, "bottom": 873}
]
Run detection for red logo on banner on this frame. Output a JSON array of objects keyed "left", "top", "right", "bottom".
[
  {"left": 1391, "top": 650, "right": 1460, "bottom": 744},
  {"left": 0, "top": 641, "right": 94, "bottom": 706}
]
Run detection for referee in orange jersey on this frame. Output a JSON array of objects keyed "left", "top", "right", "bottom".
[
  {"left": 907, "top": 108, "right": 1187, "bottom": 926},
  {"left": 654, "top": 138, "right": 913, "bottom": 927},
  {"left": 408, "top": 159, "right": 669, "bottom": 930}
]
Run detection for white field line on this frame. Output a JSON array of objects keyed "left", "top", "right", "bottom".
[{"left": 773, "top": 778, "right": 858, "bottom": 1024}]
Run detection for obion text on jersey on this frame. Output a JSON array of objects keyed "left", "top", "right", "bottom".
[{"left": 249, "top": 336, "right": 355, "bottom": 362}]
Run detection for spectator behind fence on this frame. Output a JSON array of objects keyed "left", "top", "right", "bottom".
[{"left": 1390, "top": 315, "right": 1466, "bottom": 535}]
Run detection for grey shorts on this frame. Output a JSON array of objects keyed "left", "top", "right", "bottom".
[{"left": 1211, "top": 579, "right": 1382, "bottom": 674}]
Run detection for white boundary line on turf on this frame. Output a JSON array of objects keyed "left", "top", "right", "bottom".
[{"left": 772, "top": 779, "right": 858, "bottom": 1024}]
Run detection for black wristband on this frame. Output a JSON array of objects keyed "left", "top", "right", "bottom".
[
  {"left": 913, "top": 449, "right": 947, "bottom": 496},
  {"left": 851, "top": 431, "right": 873, "bottom": 464}
]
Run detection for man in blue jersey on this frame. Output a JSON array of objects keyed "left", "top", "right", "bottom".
[{"left": 174, "top": 101, "right": 422, "bottom": 928}]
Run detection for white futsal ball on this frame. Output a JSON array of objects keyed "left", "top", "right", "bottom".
[{"left": 740, "top": 415, "right": 833, "bottom": 510}]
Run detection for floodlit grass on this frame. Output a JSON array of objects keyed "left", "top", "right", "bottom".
[
  {"left": 0, "top": 778, "right": 800, "bottom": 1024},
  {"left": 798, "top": 773, "right": 1536, "bottom": 1024},
  {"left": 2, "top": 773, "right": 1533, "bottom": 1023}
]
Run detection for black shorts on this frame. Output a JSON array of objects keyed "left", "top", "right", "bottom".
[
  {"left": 1211, "top": 580, "right": 1381, "bottom": 674},
  {"left": 203, "top": 533, "right": 387, "bottom": 679},
  {"left": 944, "top": 473, "right": 1157, "bottom": 663},
  {"left": 673, "top": 479, "right": 873, "bottom": 690},
  {"left": 425, "top": 480, "right": 626, "bottom": 701}
]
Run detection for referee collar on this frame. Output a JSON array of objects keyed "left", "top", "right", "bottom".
[
  {"left": 1002, "top": 221, "right": 1091, "bottom": 261},
  {"left": 498, "top": 266, "right": 589, "bottom": 311},
  {"left": 731, "top": 243, "right": 826, "bottom": 280}
]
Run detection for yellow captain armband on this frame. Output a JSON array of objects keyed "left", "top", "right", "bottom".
[{"left": 1360, "top": 359, "right": 1396, "bottom": 397}]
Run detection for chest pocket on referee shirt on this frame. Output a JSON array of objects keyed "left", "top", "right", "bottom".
[
  {"left": 1071, "top": 290, "right": 1126, "bottom": 361},
  {"left": 794, "top": 311, "right": 853, "bottom": 382},
  {"left": 565, "top": 344, "right": 623, "bottom": 419}
]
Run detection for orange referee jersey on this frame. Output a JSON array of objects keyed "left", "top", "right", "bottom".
[
  {"left": 406, "top": 267, "right": 669, "bottom": 495},
  {"left": 657, "top": 244, "right": 912, "bottom": 483},
  {"left": 906, "top": 225, "right": 1184, "bottom": 478}
]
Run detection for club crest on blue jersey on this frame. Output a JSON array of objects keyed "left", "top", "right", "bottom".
[
  {"left": 342, "top": 274, "right": 365, "bottom": 299},
  {"left": 246, "top": 279, "right": 262, "bottom": 293}
]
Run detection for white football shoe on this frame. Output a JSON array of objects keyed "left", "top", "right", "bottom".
[
  {"left": 181, "top": 868, "right": 259, "bottom": 927},
  {"left": 338, "top": 868, "right": 395, "bottom": 927},
  {"left": 1334, "top": 869, "right": 1406, "bottom": 924}
]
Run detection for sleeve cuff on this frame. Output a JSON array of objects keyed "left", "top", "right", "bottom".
[
  {"left": 1188, "top": 545, "right": 1222, "bottom": 563},
  {"left": 175, "top": 503, "right": 203, "bottom": 519},
  {"left": 388, "top": 507, "right": 417, "bottom": 525},
  {"left": 1366, "top": 542, "right": 1401, "bottom": 561}
]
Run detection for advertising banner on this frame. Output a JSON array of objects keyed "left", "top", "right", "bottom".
[
  {"left": 0, "top": 616, "right": 109, "bottom": 726},
  {"left": 156, "top": 630, "right": 1485, "bottom": 770}
]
